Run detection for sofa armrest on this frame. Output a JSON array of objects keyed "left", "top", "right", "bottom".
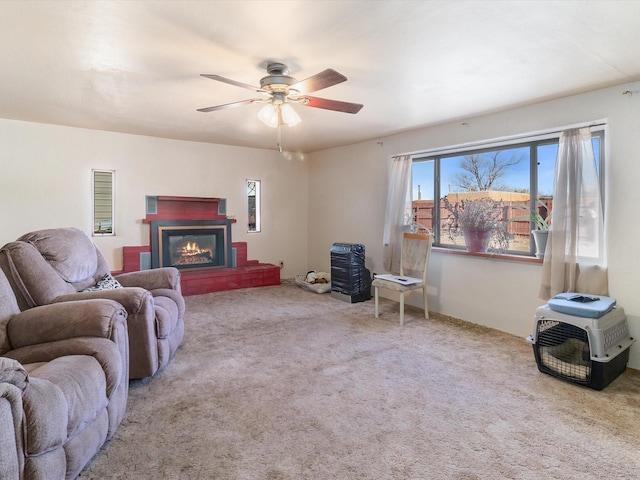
[
  {"left": 7, "top": 299, "right": 127, "bottom": 349},
  {"left": 115, "top": 267, "right": 181, "bottom": 292},
  {"left": 0, "top": 376, "right": 25, "bottom": 478},
  {"left": 54, "top": 287, "right": 157, "bottom": 379},
  {"left": 54, "top": 287, "right": 151, "bottom": 314},
  {"left": 0, "top": 357, "right": 29, "bottom": 392},
  {"left": 5, "top": 337, "right": 124, "bottom": 400}
]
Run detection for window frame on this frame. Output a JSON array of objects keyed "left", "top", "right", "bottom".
[{"left": 411, "top": 129, "right": 604, "bottom": 258}]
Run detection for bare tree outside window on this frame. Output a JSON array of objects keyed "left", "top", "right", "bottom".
[{"left": 452, "top": 151, "right": 525, "bottom": 192}]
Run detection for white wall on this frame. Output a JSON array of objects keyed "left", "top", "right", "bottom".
[
  {"left": 308, "top": 81, "right": 640, "bottom": 369},
  {"left": 0, "top": 119, "right": 309, "bottom": 278}
]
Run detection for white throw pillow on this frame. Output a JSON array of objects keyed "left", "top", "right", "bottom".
[{"left": 81, "top": 273, "right": 123, "bottom": 292}]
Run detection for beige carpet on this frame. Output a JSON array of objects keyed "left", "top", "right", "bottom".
[{"left": 79, "top": 281, "right": 640, "bottom": 479}]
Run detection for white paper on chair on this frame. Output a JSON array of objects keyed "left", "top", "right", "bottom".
[{"left": 374, "top": 274, "right": 422, "bottom": 285}]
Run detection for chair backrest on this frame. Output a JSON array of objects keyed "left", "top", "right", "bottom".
[
  {"left": 16, "top": 228, "right": 107, "bottom": 284},
  {"left": 400, "top": 232, "right": 432, "bottom": 282},
  {"left": 0, "top": 228, "right": 111, "bottom": 310}
]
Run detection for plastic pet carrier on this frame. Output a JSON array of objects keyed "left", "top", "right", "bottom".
[
  {"left": 527, "top": 297, "right": 635, "bottom": 390},
  {"left": 330, "top": 243, "right": 371, "bottom": 303}
]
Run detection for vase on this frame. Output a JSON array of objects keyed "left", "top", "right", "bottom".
[
  {"left": 462, "top": 228, "right": 491, "bottom": 253},
  {"left": 531, "top": 230, "right": 549, "bottom": 259}
]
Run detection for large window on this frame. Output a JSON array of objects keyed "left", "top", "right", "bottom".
[{"left": 411, "top": 130, "right": 603, "bottom": 256}]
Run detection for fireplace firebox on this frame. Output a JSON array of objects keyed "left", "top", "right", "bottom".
[{"left": 151, "top": 219, "right": 233, "bottom": 270}]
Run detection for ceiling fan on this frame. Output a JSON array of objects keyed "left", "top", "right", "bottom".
[{"left": 197, "top": 62, "right": 363, "bottom": 128}]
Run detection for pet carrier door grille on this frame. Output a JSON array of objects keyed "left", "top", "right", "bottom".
[
  {"left": 536, "top": 320, "right": 591, "bottom": 382},
  {"left": 603, "top": 321, "right": 631, "bottom": 352}
]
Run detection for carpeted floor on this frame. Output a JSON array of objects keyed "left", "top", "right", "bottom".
[{"left": 79, "top": 281, "right": 640, "bottom": 479}]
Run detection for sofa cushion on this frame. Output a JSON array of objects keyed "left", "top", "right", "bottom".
[
  {"left": 18, "top": 228, "right": 98, "bottom": 284},
  {"left": 26, "top": 355, "right": 107, "bottom": 441}
]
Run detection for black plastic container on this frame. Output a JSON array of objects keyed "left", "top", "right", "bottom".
[{"left": 330, "top": 243, "right": 371, "bottom": 303}]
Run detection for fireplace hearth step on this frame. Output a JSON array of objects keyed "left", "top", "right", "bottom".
[
  {"left": 122, "top": 242, "right": 279, "bottom": 295},
  {"left": 179, "top": 264, "right": 280, "bottom": 296}
]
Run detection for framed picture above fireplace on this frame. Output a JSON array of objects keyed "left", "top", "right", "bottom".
[{"left": 151, "top": 219, "right": 233, "bottom": 270}]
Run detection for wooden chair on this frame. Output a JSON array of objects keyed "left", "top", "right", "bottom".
[{"left": 372, "top": 232, "right": 432, "bottom": 326}]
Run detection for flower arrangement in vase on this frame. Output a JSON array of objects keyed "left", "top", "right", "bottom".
[{"left": 442, "top": 196, "right": 510, "bottom": 253}]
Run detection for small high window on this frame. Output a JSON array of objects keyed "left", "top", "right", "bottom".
[
  {"left": 92, "top": 169, "right": 114, "bottom": 236},
  {"left": 247, "top": 179, "right": 261, "bottom": 233}
]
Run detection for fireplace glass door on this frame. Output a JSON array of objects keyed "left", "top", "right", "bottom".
[
  {"left": 169, "top": 234, "right": 217, "bottom": 268},
  {"left": 151, "top": 221, "right": 232, "bottom": 270}
]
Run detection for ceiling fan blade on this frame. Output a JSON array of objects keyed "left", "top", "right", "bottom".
[
  {"left": 200, "top": 74, "right": 261, "bottom": 92},
  {"left": 300, "top": 96, "right": 363, "bottom": 114},
  {"left": 197, "top": 99, "right": 256, "bottom": 112},
  {"left": 290, "top": 69, "right": 347, "bottom": 94}
]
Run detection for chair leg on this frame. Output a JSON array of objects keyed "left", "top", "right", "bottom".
[
  {"left": 399, "top": 292, "right": 405, "bottom": 326},
  {"left": 374, "top": 286, "right": 379, "bottom": 318},
  {"left": 423, "top": 287, "right": 429, "bottom": 320}
]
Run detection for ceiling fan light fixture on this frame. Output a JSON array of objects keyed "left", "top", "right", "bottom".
[
  {"left": 257, "top": 103, "right": 279, "bottom": 128},
  {"left": 281, "top": 103, "right": 301, "bottom": 127}
]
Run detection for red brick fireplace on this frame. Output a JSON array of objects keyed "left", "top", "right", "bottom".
[{"left": 121, "top": 196, "right": 280, "bottom": 296}]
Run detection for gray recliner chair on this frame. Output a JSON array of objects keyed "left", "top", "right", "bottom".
[
  {"left": 0, "top": 266, "right": 129, "bottom": 480},
  {"left": 0, "top": 227, "right": 185, "bottom": 379}
]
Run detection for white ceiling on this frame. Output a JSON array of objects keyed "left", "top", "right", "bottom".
[{"left": 1, "top": 1, "right": 639, "bottom": 153}]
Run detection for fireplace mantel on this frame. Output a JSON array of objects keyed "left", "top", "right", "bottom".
[{"left": 144, "top": 195, "right": 231, "bottom": 223}]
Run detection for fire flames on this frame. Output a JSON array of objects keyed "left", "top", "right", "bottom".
[{"left": 172, "top": 241, "right": 214, "bottom": 266}]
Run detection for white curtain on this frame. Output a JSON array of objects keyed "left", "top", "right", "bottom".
[
  {"left": 382, "top": 155, "right": 412, "bottom": 273},
  {"left": 539, "top": 127, "right": 608, "bottom": 299}
]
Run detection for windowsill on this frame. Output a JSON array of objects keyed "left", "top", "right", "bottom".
[{"left": 432, "top": 246, "right": 543, "bottom": 264}]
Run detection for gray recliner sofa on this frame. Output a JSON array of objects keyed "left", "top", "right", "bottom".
[
  {"left": 0, "top": 227, "right": 185, "bottom": 379},
  {"left": 0, "top": 267, "right": 129, "bottom": 480}
]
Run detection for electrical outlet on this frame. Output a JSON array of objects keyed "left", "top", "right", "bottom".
[{"left": 279, "top": 260, "right": 284, "bottom": 269}]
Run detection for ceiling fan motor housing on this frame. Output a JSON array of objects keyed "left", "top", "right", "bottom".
[
  {"left": 266, "top": 62, "right": 290, "bottom": 76},
  {"left": 260, "top": 63, "right": 299, "bottom": 96}
]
